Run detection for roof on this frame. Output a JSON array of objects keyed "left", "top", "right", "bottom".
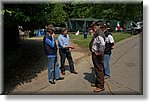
[{"left": 69, "top": 18, "right": 107, "bottom": 22}]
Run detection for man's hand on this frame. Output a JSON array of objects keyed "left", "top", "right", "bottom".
[
  {"left": 69, "top": 45, "right": 75, "bottom": 49},
  {"left": 95, "top": 52, "right": 101, "bottom": 55},
  {"left": 95, "top": 51, "right": 104, "bottom": 55},
  {"left": 111, "top": 46, "right": 115, "bottom": 49},
  {"left": 64, "top": 45, "right": 75, "bottom": 49},
  {"left": 52, "top": 33, "right": 55, "bottom": 38},
  {"left": 111, "top": 43, "right": 115, "bottom": 50}
]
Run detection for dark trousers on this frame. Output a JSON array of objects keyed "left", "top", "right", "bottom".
[
  {"left": 92, "top": 53, "right": 104, "bottom": 89},
  {"left": 59, "top": 49, "right": 75, "bottom": 72}
]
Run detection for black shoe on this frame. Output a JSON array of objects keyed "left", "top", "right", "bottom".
[
  {"left": 71, "top": 71, "right": 78, "bottom": 74},
  {"left": 49, "top": 81, "right": 55, "bottom": 84},
  {"left": 56, "top": 77, "right": 64, "bottom": 81}
]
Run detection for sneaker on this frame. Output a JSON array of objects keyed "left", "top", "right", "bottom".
[
  {"left": 56, "top": 77, "right": 64, "bottom": 81},
  {"left": 104, "top": 75, "right": 110, "bottom": 79}
]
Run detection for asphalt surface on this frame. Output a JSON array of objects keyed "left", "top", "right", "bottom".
[{"left": 10, "top": 34, "right": 142, "bottom": 95}]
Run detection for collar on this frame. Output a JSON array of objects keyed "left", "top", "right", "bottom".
[
  {"left": 47, "top": 32, "right": 52, "bottom": 37},
  {"left": 62, "top": 34, "right": 67, "bottom": 37}
]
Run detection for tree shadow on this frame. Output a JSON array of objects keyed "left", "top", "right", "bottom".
[
  {"left": 83, "top": 67, "right": 95, "bottom": 84},
  {"left": 3, "top": 39, "right": 48, "bottom": 94}
]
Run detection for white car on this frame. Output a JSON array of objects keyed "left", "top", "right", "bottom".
[
  {"left": 130, "top": 22, "right": 142, "bottom": 34},
  {"left": 137, "top": 22, "right": 143, "bottom": 30}
]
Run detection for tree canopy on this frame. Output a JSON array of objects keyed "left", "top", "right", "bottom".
[{"left": 3, "top": 2, "right": 143, "bottom": 30}]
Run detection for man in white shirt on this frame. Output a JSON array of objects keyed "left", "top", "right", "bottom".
[{"left": 89, "top": 22, "right": 105, "bottom": 93}]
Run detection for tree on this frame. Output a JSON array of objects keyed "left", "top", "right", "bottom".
[
  {"left": 49, "top": 3, "right": 67, "bottom": 26},
  {"left": 3, "top": 3, "right": 56, "bottom": 38},
  {"left": 3, "top": 2, "right": 142, "bottom": 44}
]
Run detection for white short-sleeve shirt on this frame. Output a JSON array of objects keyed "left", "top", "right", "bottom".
[{"left": 105, "top": 35, "right": 115, "bottom": 43}]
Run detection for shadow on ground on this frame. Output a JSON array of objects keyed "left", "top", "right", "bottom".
[
  {"left": 3, "top": 38, "right": 47, "bottom": 94},
  {"left": 83, "top": 67, "right": 95, "bottom": 84}
]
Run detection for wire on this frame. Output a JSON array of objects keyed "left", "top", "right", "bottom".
[{"left": 104, "top": 80, "right": 115, "bottom": 95}]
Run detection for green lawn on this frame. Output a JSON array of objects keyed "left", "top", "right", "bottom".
[
  {"left": 68, "top": 32, "right": 132, "bottom": 48},
  {"left": 113, "top": 32, "right": 132, "bottom": 42}
]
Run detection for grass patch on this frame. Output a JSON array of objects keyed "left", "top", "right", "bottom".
[
  {"left": 113, "top": 32, "right": 132, "bottom": 42},
  {"left": 68, "top": 32, "right": 132, "bottom": 48},
  {"left": 69, "top": 34, "right": 93, "bottom": 48}
]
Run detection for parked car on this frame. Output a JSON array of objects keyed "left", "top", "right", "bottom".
[
  {"left": 126, "top": 21, "right": 142, "bottom": 34},
  {"left": 35, "top": 29, "right": 46, "bottom": 36},
  {"left": 137, "top": 21, "right": 143, "bottom": 31},
  {"left": 54, "top": 27, "right": 62, "bottom": 34}
]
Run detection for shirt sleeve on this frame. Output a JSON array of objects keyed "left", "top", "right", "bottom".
[
  {"left": 108, "top": 35, "right": 115, "bottom": 43},
  {"left": 95, "top": 36, "right": 105, "bottom": 52},
  {"left": 98, "top": 36, "right": 105, "bottom": 46},
  {"left": 45, "top": 38, "right": 55, "bottom": 48},
  {"left": 68, "top": 35, "right": 71, "bottom": 45},
  {"left": 58, "top": 36, "right": 65, "bottom": 48},
  {"left": 95, "top": 36, "right": 105, "bottom": 45}
]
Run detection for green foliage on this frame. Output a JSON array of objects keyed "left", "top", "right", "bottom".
[{"left": 49, "top": 3, "right": 67, "bottom": 25}]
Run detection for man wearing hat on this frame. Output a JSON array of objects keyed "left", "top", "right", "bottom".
[
  {"left": 43, "top": 24, "right": 64, "bottom": 84},
  {"left": 89, "top": 22, "right": 105, "bottom": 92}
]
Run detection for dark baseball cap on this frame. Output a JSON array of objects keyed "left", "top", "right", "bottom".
[
  {"left": 47, "top": 24, "right": 55, "bottom": 32},
  {"left": 90, "top": 21, "right": 107, "bottom": 28}
]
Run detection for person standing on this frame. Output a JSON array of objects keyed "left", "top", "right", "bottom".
[
  {"left": 89, "top": 22, "right": 105, "bottom": 93},
  {"left": 43, "top": 25, "right": 64, "bottom": 84},
  {"left": 58, "top": 28, "right": 78, "bottom": 75},
  {"left": 104, "top": 26, "right": 115, "bottom": 79}
]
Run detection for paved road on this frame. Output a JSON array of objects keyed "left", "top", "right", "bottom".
[{"left": 11, "top": 34, "right": 142, "bottom": 95}]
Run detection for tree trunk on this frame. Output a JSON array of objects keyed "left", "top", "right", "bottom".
[{"left": 29, "top": 29, "right": 34, "bottom": 38}]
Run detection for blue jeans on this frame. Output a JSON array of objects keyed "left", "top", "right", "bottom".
[
  {"left": 48, "top": 57, "right": 60, "bottom": 81},
  {"left": 104, "top": 54, "right": 111, "bottom": 76}
]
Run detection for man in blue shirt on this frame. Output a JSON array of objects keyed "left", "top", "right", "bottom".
[
  {"left": 43, "top": 25, "right": 64, "bottom": 84},
  {"left": 58, "top": 28, "right": 78, "bottom": 75}
]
